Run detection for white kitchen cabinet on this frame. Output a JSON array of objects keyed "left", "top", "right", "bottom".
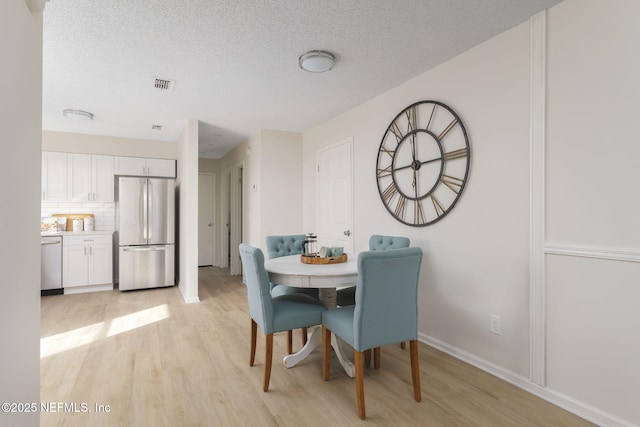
[
  {"left": 145, "top": 158, "right": 176, "bottom": 177},
  {"left": 115, "top": 156, "right": 175, "bottom": 178},
  {"left": 63, "top": 234, "right": 113, "bottom": 292},
  {"left": 92, "top": 155, "right": 115, "bottom": 202},
  {"left": 42, "top": 151, "right": 68, "bottom": 201},
  {"left": 67, "top": 153, "right": 91, "bottom": 202},
  {"left": 68, "top": 153, "right": 114, "bottom": 202}
]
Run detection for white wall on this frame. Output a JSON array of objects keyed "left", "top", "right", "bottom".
[
  {"left": 0, "top": 1, "right": 42, "bottom": 426},
  {"left": 305, "top": 18, "right": 531, "bottom": 373},
  {"left": 256, "top": 129, "right": 303, "bottom": 249},
  {"left": 302, "top": 1, "right": 638, "bottom": 425},
  {"left": 244, "top": 132, "right": 262, "bottom": 248},
  {"left": 177, "top": 120, "right": 200, "bottom": 302},
  {"left": 544, "top": 0, "right": 640, "bottom": 424}
]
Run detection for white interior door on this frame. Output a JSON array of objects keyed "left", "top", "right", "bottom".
[
  {"left": 317, "top": 138, "right": 354, "bottom": 252},
  {"left": 198, "top": 173, "right": 215, "bottom": 266}
]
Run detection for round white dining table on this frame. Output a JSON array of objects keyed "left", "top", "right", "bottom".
[{"left": 264, "top": 254, "right": 358, "bottom": 377}]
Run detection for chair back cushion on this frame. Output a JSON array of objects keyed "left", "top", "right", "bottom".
[
  {"left": 368, "top": 235, "right": 410, "bottom": 251},
  {"left": 239, "top": 244, "right": 275, "bottom": 332},
  {"left": 353, "top": 247, "right": 423, "bottom": 351},
  {"left": 266, "top": 235, "right": 306, "bottom": 259}
]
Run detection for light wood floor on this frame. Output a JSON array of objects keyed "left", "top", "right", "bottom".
[{"left": 41, "top": 267, "right": 594, "bottom": 426}]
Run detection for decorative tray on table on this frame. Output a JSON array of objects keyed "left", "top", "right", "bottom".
[{"left": 300, "top": 254, "right": 348, "bottom": 265}]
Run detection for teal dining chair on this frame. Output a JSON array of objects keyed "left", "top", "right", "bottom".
[
  {"left": 239, "top": 243, "right": 327, "bottom": 392},
  {"left": 335, "top": 235, "right": 410, "bottom": 307},
  {"left": 266, "top": 235, "right": 320, "bottom": 353},
  {"left": 321, "top": 247, "right": 423, "bottom": 419}
]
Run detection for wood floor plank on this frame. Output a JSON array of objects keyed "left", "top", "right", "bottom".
[{"left": 40, "top": 267, "right": 595, "bottom": 426}]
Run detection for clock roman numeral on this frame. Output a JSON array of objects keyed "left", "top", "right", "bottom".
[
  {"left": 405, "top": 105, "right": 417, "bottom": 133},
  {"left": 377, "top": 165, "right": 392, "bottom": 178},
  {"left": 414, "top": 199, "right": 425, "bottom": 225},
  {"left": 426, "top": 103, "right": 437, "bottom": 131},
  {"left": 379, "top": 146, "right": 395, "bottom": 159},
  {"left": 395, "top": 195, "right": 407, "bottom": 219},
  {"left": 438, "top": 118, "right": 459, "bottom": 141},
  {"left": 389, "top": 122, "right": 403, "bottom": 143},
  {"left": 440, "top": 174, "right": 464, "bottom": 194},
  {"left": 430, "top": 194, "right": 445, "bottom": 217},
  {"left": 443, "top": 147, "right": 468, "bottom": 161},
  {"left": 381, "top": 181, "right": 398, "bottom": 205}
]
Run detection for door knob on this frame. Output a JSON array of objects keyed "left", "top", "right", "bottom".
[
  {"left": 343, "top": 230, "right": 351, "bottom": 236},
  {"left": 208, "top": 223, "right": 212, "bottom": 227}
]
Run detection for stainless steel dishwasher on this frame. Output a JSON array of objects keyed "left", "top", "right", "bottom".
[{"left": 41, "top": 236, "right": 63, "bottom": 296}]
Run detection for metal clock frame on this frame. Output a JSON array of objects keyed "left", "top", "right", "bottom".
[{"left": 376, "top": 100, "right": 471, "bottom": 226}]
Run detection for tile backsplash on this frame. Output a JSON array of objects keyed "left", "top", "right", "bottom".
[{"left": 41, "top": 202, "right": 115, "bottom": 231}]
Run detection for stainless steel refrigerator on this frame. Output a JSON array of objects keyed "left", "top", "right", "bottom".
[{"left": 117, "top": 177, "right": 175, "bottom": 291}]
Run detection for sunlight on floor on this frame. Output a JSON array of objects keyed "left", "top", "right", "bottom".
[{"left": 41, "top": 304, "right": 170, "bottom": 358}]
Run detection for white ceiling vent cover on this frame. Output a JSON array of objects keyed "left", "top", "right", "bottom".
[{"left": 153, "top": 78, "right": 175, "bottom": 91}]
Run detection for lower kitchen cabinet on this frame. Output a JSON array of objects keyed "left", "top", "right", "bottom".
[{"left": 63, "top": 234, "right": 113, "bottom": 293}]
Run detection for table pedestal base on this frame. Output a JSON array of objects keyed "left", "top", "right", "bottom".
[{"left": 282, "top": 326, "right": 355, "bottom": 378}]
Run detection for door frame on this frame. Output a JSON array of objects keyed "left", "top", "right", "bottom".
[
  {"left": 198, "top": 172, "right": 216, "bottom": 267},
  {"left": 221, "top": 162, "right": 244, "bottom": 275}
]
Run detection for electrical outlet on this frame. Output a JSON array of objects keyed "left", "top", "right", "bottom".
[{"left": 490, "top": 314, "right": 502, "bottom": 335}]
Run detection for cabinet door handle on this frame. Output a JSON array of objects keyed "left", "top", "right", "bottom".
[
  {"left": 84, "top": 247, "right": 87, "bottom": 256},
  {"left": 88, "top": 192, "right": 91, "bottom": 200},
  {"left": 90, "top": 246, "right": 92, "bottom": 256}
]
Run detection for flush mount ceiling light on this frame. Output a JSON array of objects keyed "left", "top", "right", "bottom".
[
  {"left": 62, "top": 109, "right": 94, "bottom": 121},
  {"left": 298, "top": 50, "right": 335, "bottom": 73}
]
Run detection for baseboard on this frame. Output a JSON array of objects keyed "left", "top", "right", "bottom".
[
  {"left": 178, "top": 280, "right": 200, "bottom": 304},
  {"left": 419, "top": 333, "right": 635, "bottom": 427}
]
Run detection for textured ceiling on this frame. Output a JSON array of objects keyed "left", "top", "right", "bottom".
[{"left": 42, "top": 0, "right": 561, "bottom": 159}]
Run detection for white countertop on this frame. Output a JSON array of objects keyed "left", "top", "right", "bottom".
[{"left": 41, "top": 230, "right": 114, "bottom": 237}]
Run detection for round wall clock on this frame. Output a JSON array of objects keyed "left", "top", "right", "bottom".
[{"left": 376, "top": 100, "right": 471, "bottom": 226}]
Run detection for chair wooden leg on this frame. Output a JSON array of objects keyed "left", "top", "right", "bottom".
[
  {"left": 373, "top": 347, "right": 381, "bottom": 369},
  {"left": 354, "top": 350, "right": 366, "bottom": 420},
  {"left": 302, "top": 327, "right": 308, "bottom": 345},
  {"left": 409, "top": 340, "right": 421, "bottom": 402},
  {"left": 322, "top": 326, "right": 331, "bottom": 381},
  {"left": 364, "top": 349, "right": 371, "bottom": 367},
  {"left": 250, "top": 319, "right": 257, "bottom": 366},
  {"left": 400, "top": 341, "right": 406, "bottom": 350},
  {"left": 263, "top": 333, "right": 274, "bottom": 392},
  {"left": 287, "top": 330, "right": 293, "bottom": 354}
]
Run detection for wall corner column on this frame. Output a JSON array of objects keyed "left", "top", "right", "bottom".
[{"left": 529, "top": 11, "right": 547, "bottom": 387}]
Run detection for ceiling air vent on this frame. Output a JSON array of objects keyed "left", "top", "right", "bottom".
[
  {"left": 153, "top": 78, "right": 175, "bottom": 91},
  {"left": 151, "top": 125, "right": 163, "bottom": 131}
]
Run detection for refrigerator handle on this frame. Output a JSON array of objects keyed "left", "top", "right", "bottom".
[
  {"left": 143, "top": 180, "right": 148, "bottom": 239},
  {"left": 147, "top": 180, "right": 153, "bottom": 240},
  {"left": 122, "top": 247, "right": 167, "bottom": 252}
]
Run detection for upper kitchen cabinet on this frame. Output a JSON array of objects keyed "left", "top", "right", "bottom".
[
  {"left": 42, "top": 151, "right": 68, "bottom": 201},
  {"left": 114, "top": 157, "right": 176, "bottom": 178},
  {"left": 68, "top": 154, "right": 114, "bottom": 202}
]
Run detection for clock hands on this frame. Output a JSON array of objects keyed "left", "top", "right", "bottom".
[
  {"left": 394, "top": 154, "right": 442, "bottom": 173},
  {"left": 411, "top": 133, "right": 417, "bottom": 189}
]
